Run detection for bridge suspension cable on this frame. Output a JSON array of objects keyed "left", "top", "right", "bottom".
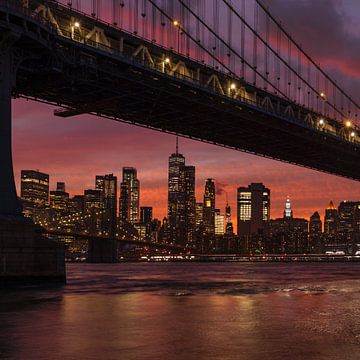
[{"left": 255, "top": 0, "right": 360, "bottom": 123}]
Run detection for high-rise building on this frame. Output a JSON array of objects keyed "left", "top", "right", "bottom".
[
  {"left": 119, "top": 167, "right": 140, "bottom": 224},
  {"left": 168, "top": 139, "right": 186, "bottom": 237},
  {"left": 237, "top": 183, "right": 270, "bottom": 236},
  {"left": 96, "top": 174, "right": 117, "bottom": 212},
  {"left": 324, "top": 201, "right": 338, "bottom": 235},
  {"left": 337, "top": 201, "right": 359, "bottom": 240},
  {"left": 21, "top": 170, "right": 49, "bottom": 212},
  {"left": 179, "top": 165, "right": 196, "bottom": 244},
  {"left": 96, "top": 174, "right": 118, "bottom": 235},
  {"left": 50, "top": 181, "right": 69, "bottom": 210},
  {"left": 309, "top": 211, "right": 322, "bottom": 252},
  {"left": 215, "top": 209, "right": 225, "bottom": 235},
  {"left": 225, "top": 199, "right": 234, "bottom": 236},
  {"left": 167, "top": 139, "right": 195, "bottom": 245},
  {"left": 195, "top": 202, "right": 204, "bottom": 231},
  {"left": 203, "top": 179, "right": 215, "bottom": 235},
  {"left": 140, "top": 207, "right": 153, "bottom": 224}
]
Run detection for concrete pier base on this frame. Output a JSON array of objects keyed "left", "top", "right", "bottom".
[{"left": 0, "top": 216, "right": 66, "bottom": 285}]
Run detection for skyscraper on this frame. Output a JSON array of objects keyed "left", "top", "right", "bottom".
[
  {"left": 96, "top": 174, "right": 118, "bottom": 235},
  {"left": 309, "top": 211, "right": 322, "bottom": 252},
  {"left": 96, "top": 174, "right": 117, "bottom": 213},
  {"left": 21, "top": 170, "right": 49, "bottom": 214},
  {"left": 337, "top": 201, "right": 359, "bottom": 241},
  {"left": 179, "top": 165, "right": 196, "bottom": 244},
  {"left": 225, "top": 197, "right": 234, "bottom": 236},
  {"left": 119, "top": 167, "right": 140, "bottom": 224},
  {"left": 215, "top": 209, "right": 225, "bottom": 235},
  {"left": 167, "top": 138, "right": 195, "bottom": 245},
  {"left": 237, "top": 183, "right": 270, "bottom": 236},
  {"left": 203, "top": 179, "right": 215, "bottom": 235},
  {"left": 324, "top": 201, "right": 338, "bottom": 235}
]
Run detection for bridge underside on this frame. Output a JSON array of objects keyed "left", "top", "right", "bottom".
[
  {"left": 1, "top": 0, "right": 359, "bottom": 183},
  {"left": 17, "top": 50, "right": 360, "bottom": 181}
]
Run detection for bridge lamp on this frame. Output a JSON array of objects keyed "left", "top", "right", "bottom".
[
  {"left": 173, "top": 20, "right": 179, "bottom": 27},
  {"left": 320, "top": 92, "right": 325, "bottom": 98},
  {"left": 230, "top": 83, "right": 236, "bottom": 90},
  {"left": 74, "top": 21, "right": 80, "bottom": 28},
  {"left": 318, "top": 119, "right": 324, "bottom": 126},
  {"left": 346, "top": 120, "right": 352, "bottom": 128},
  {"left": 351, "top": 131, "right": 356, "bottom": 138},
  {"left": 164, "top": 57, "right": 170, "bottom": 64}
]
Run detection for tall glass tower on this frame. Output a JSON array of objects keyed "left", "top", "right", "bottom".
[
  {"left": 203, "top": 179, "right": 215, "bottom": 235},
  {"left": 119, "top": 167, "right": 140, "bottom": 224},
  {"left": 167, "top": 138, "right": 195, "bottom": 245}
]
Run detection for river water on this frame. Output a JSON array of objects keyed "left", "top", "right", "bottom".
[{"left": 1, "top": 263, "right": 360, "bottom": 360}]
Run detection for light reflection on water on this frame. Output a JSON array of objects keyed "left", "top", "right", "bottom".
[{"left": 1, "top": 263, "right": 360, "bottom": 360}]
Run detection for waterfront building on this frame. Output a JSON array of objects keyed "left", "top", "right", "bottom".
[
  {"left": 203, "top": 179, "right": 215, "bottom": 235},
  {"left": 21, "top": 170, "right": 49, "bottom": 213},
  {"left": 237, "top": 183, "right": 270, "bottom": 237},
  {"left": 119, "top": 167, "right": 140, "bottom": 224}
]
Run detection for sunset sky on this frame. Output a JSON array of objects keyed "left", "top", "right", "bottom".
[{"left": 13, "top": 0, "right": 360, "bottom": 229}]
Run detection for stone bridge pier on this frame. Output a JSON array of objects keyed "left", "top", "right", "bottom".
[{"left": 0, "top": 33, "right": 65, "bottom": 285}]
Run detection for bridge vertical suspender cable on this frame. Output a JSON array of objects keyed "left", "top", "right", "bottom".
[
  {"left": 163, "top": 0, "right": 292, "bottom": 101},
  {"left": 220, "top": 0, "right": 348, "bottom": 121}
]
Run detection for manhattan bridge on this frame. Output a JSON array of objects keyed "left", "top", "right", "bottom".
[{"left": 1, "top": 0, "right": 360, "bottom": 262}]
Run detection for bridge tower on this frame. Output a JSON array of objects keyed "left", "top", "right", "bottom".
[{"left": 0, "top": 29, "right": 65, "bottom": 284}]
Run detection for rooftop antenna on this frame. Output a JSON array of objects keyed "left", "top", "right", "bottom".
[
  {"left": 176, "top": 136, "right": 179, "bottom": 155},
  {"left": 226, "top": 192, "right": 229, "bottom": 205}
]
